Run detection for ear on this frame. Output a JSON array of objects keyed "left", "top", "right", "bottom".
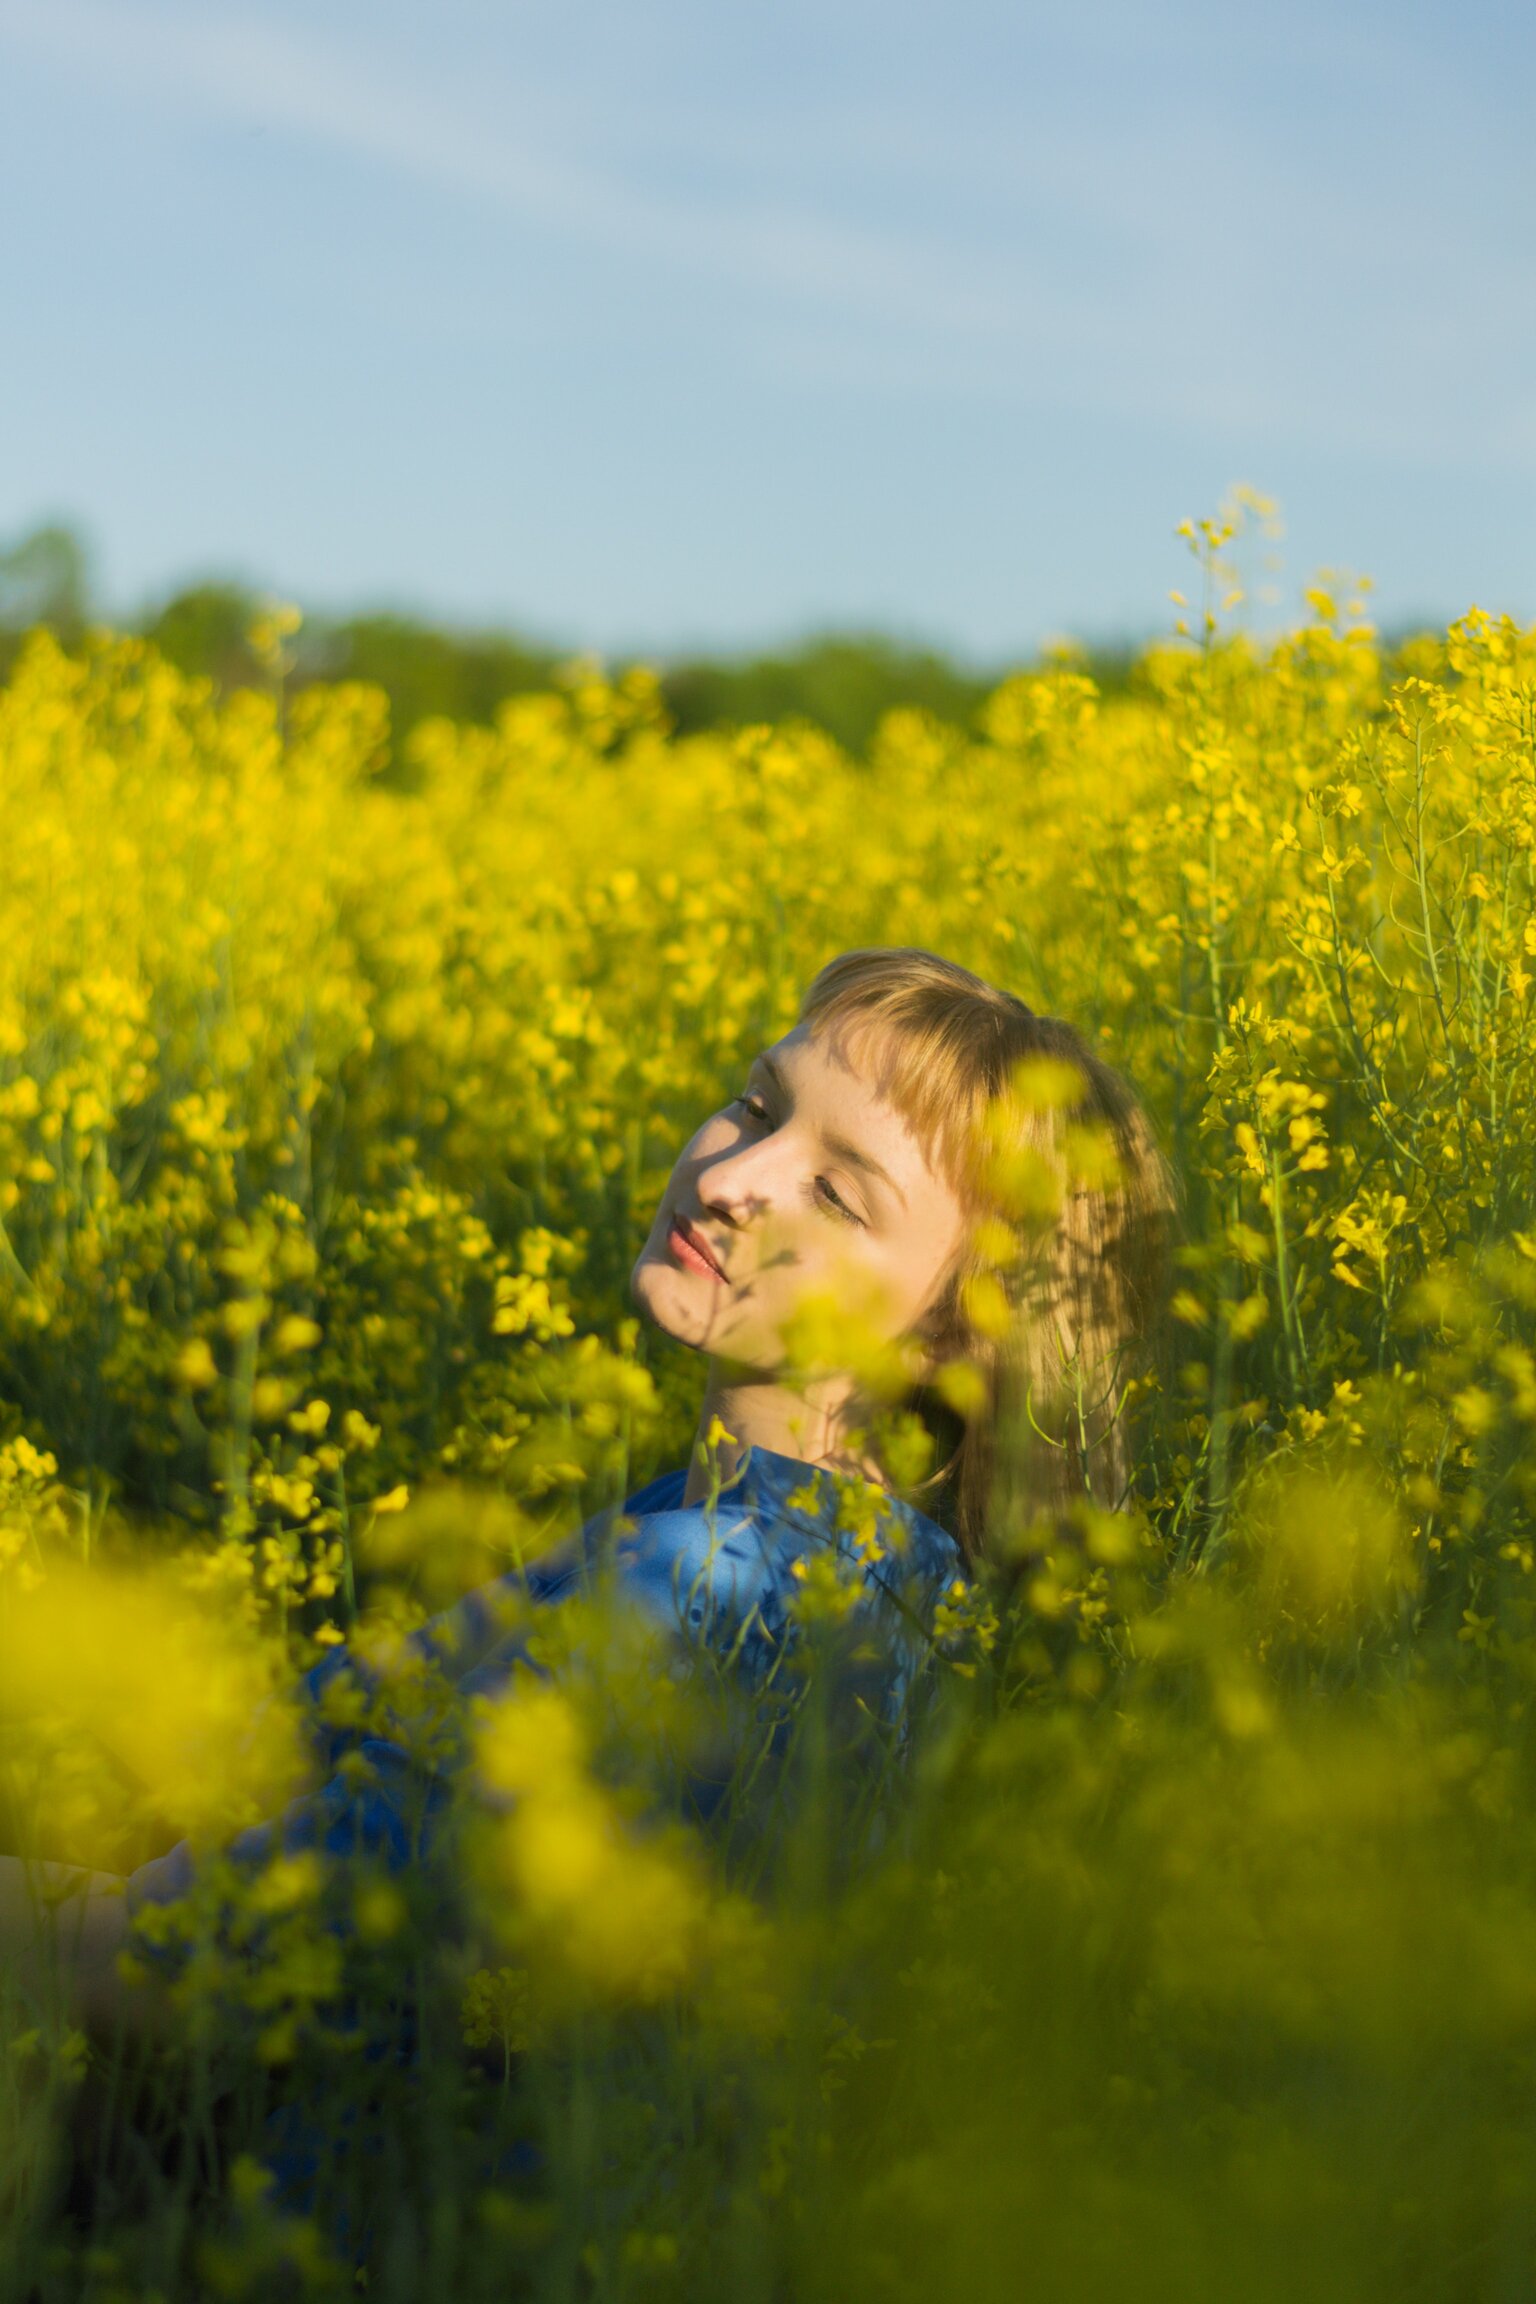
[
  {"left": 908, "top": 1313, "right": 960, "bottom": 1388},
  {"left": 910, "top": 1263, "right": 968, "bottom": 1386}
]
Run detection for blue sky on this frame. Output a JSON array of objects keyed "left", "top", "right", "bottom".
[{"left": 2, "top": 0, "right": 1531, "bottom": 658}]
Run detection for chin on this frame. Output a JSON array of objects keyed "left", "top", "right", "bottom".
[
  {"left": 632, "top": 1242, "right": 761, "bottom": 1361},
  {"left": 629, "top": 1245, "right": 712, "bottom": 1352}
]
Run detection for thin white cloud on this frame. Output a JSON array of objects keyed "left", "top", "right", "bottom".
[
  {"left": 1, "top": 0, "right": 1530, "bottom": 471},
  {"left": 0, "top": 0, "right": 1068, "bottom": 345}
]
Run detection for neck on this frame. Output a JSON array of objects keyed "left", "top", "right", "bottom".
[{"left": 682, "top": 1364, "right": 885, "bottom": 1506}]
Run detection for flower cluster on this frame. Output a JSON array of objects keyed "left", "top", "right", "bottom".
[{"left": 4, "top": 521, "right": 1536, "bottom": 2294}]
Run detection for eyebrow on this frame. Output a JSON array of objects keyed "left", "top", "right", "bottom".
[{"left": 756, "top": 1052, "right": 909, "bottom": 1211}]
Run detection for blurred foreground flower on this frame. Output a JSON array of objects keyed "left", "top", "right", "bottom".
[
  {"left": 1233, "top": 1455, "right": 1416, "bottom": 1636},
  {"left": 0, "top": 1562, "right": 303, "bottom": 1861},
  {"left": 473, "top": 1677, "right": 780, "bottom": 2032}
]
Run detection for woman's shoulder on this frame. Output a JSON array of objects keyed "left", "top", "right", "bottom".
[
  {"left": 596, "top": 1450, "right": 958, "bottom": 1712},
  {"left": 620, "top": 1465, "right": 689, "bottom": 1516}
]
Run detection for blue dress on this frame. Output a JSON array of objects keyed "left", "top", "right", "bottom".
[{"left": 124, "top": 1444, "right": 964, "bottom": 1921}]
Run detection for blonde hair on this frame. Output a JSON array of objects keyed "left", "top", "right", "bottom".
[{"left": 796, "top": 948, "right": 1172, "bottom": 1570}]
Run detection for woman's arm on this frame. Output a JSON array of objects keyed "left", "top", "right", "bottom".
[{"left": 0, "top": 1853, "right": 152, "bottom": 2032}]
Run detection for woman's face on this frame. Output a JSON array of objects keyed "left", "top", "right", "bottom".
[{"left": 631, "top": 1023, "right": 969, "bottom": 1376}]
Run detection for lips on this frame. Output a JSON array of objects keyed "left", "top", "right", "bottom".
[{"left": 669, "top": 1214, "right": 728, "bottom": 1282}]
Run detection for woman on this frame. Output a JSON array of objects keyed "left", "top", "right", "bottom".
[{"left": 0, "top": 946, "right": 1168, "bottom": 2020}]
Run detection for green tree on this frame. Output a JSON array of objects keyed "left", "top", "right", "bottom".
[
  {"left": 143, "top": 581, "right": 263, "bottom": 691},
  {"left": 0, "top": 523, "right": 91, "bottom": 659},
  {"left": 659, "top": 632, "right": 995, "bottom": 754}
]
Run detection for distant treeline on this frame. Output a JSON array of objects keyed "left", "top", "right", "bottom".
[{"left": 0, "top": 520, "right": 1142, "bottom": 756}]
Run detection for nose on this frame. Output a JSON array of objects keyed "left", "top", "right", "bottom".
[{"left": 697, "top": 1135, "right": 776, "bottom": 1230}]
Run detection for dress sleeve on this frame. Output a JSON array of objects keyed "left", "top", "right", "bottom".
[
  {"left": 124, "top": 1739, "right": 454, "bottom": 1917},
  {"left": 124, "top": 1531, "right": 594, "bottom": 1921}
]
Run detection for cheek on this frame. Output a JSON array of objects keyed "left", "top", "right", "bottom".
[
  {"left": 883, "top": 1231, "right": 965, "bottom": 1333},
  {"left": 640, "top": 1117, "right": 728, "bottom": 1247}
]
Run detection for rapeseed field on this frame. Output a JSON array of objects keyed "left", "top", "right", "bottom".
[{"left": 4, "top": 511, "right": 1536, "bottom": 2299}]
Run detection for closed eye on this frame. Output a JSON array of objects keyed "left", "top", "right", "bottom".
[{"left": 814, "top": 1177, "right": 864, "bottom": 1227}]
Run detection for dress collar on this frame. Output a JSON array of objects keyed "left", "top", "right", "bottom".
[
  {"left": 627, "top": 1443, "right": 958, "bottom": 1564},
  {"left": 731, "top": 1443, "right": 955, "bottom": 1554}
]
